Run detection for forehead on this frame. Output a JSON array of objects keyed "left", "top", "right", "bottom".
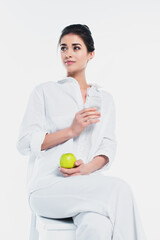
[{"left": 60, "top": 33, "right": 84, "bottom": 45}]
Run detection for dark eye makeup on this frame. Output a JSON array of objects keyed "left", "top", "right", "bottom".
[{"left": 61, "top": 46, "right": 80, "bottom": 51}]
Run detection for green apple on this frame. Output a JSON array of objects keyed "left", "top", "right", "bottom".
[{"left": 60, "top": 153, "right": 77, "bottom": 169}]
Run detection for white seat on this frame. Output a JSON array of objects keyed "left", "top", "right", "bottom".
[{"left": 29, "top": 212, "right": 76, "bottom": 240}]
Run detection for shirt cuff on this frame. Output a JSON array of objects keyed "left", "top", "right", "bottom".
[
  {"left": 30, "top": 130, "right": 48, "bottom": 157},
  {"left": 16, "top": 134, "right": 32, "bottom": 156},
  {"left": 92, "top": 150, "right": 116, "bottom": 173}
]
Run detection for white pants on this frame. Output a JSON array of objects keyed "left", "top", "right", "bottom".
[{"left": 29, "top": 174, "right": 147, "bottom": 240}]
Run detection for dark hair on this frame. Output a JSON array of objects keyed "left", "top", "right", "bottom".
[{"left": 57, "top": 24, "right": 95, "bottom": 53}]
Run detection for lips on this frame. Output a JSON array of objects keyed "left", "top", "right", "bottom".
[{"left": 65, "top": 60, "right": 75, "bottom": 65}]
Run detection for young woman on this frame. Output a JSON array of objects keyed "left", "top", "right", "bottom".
[{"left": 17, "top": 24, "right": 147, "bottom": 240}]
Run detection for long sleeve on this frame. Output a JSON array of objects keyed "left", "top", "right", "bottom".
[
  {"left": 16, "top": 86, "right": 48, "bottom": 158},
  {"left": 93, "top": 94, "right": 117, "bottom": 172}
]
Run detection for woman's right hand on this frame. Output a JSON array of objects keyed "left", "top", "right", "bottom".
[{"left": 70, "top": 107, "right": 101, "bottom": 138}]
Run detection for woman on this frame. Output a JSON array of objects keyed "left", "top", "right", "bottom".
[{"left": 17, "top": 24, "right": 146, "bottom": 239}]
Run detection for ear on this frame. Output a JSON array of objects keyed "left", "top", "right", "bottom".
[
  {"left": 88, "top": 51, "right": 95, "bottom": 62},
  {"left": 89, "top": 50, "right": 95, "bottom": 60}
]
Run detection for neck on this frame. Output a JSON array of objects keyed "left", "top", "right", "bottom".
[{"left": 67, "top": 71, "right": 90, "bottom": 90}]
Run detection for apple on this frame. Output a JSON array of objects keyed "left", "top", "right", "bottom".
[{"left": 60, "top": 153, "right": 77, "bottom": 169}]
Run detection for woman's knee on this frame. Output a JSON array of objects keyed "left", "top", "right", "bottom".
[
  {"left": 109, "top": 176, "right": 133, "bottom": 196},
  {"left": 29, "top": 194, "right": 39, "bottom": 214}
]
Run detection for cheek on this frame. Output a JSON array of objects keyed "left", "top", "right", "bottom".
[
  {"left": 77, "top": 54, "right": 88, "bottom": 65},
  {"left": 60, "top": 55, "right": 65, "bottom": 62},
  {"left": 76, "top": 50, "right": 86, "bottom": 59}
]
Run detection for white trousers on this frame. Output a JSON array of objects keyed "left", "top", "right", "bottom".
[{"left": 29, "top": 174, "right": 147, "bottom": 240}]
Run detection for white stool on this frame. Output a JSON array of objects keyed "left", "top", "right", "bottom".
[{"left": 29, "top": 212, "right": 76, "bottom": 240}]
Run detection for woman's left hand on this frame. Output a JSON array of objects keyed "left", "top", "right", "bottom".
[{"left": 59, "top": 159, "right": 90, "bottom": 177}]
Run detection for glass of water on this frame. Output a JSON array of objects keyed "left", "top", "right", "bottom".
[{"left": 85, "top": 95, "right": 102, "bottom": 112}]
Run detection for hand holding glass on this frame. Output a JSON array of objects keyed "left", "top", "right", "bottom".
[{"left": 70, "top": 107, "right": 101, "bottom": 138}]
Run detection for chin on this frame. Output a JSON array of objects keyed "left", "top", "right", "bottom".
[{"left": 66, "top": 68, "right": 79, "bottom": 75}]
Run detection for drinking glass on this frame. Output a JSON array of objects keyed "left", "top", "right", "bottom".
[{"left": 85, "top": 95, "right": 101, "bottom": 112}]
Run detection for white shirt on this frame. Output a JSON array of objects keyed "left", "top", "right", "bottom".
[{"left": 16, "top": 76, "right": 117, "bottom": 196}]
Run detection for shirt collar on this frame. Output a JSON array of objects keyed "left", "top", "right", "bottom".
[
  {"left": 57, "top": 77, "right": 101, "bottom": 109},
  {"left": 57, "top": 76, "right": 103, "bottom": 96}
]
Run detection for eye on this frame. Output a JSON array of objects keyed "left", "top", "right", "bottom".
[
  {"left": 61, "top": 47, "right": 66, "bottom": 51},
  {"left": 60, "top": 46, "right": 80, "bottom": 51},
  {"left": 74, "top": 46, "right": 80, "bottom": 50}
]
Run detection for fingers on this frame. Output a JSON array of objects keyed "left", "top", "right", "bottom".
[
  {"left": 80, "top": 107, "right": 100, "bottom": 117},
  {"left": 81, "top": 111, "right": 101, "bottom": 125},
  {"left": 79, "top": 108, "right": 101, "bottom": 123},
  {"left": 81, "top": 110, "right": 101, "bottom": 118},
  {"left": 59, "top": 167, "right": 80, "bottom": 175},
  {"left": 71, "top": 107, "right": 101, "bottom": 137},
  {"left": 78, "top": 107, "right": 97, "bottom": 114},
  {"left": 75, "top": 159, "right": 84, "bottom": 166},
  {"left": 83, "top": 113, "right": 100, "bottom": 122},
  {"left": 84, "top": 118, "right": 100, "bottom": 127},
  {"left": 64, "top": 173, "right": 80, "bottom": 177}
]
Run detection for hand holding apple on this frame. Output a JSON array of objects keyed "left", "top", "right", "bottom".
[
  {"left": 59, "top": 158, "right": 90, "bottom": 177},
  {"left": 60, "top": 153, "right": 77, "bottom": 169}
]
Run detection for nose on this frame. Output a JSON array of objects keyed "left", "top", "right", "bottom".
[{"left": 64, "top": 48, "right": 73, "bottom": 58}]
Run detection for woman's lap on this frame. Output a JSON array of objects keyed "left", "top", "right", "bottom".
[
  {"left": 29, "top": 174, "right": 131, "bottom": 219},
  {"left": 28, "top": 174, "right": 147, "bottom": 240}
]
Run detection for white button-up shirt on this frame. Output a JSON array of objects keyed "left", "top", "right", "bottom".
[{"left": 16, "top": 76, "right": 117, "bottom": 196}]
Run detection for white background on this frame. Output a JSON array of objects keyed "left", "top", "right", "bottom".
[{"left": 0, "top": 0, "right": 160, "bottom": 239}]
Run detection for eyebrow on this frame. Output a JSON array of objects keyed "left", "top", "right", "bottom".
[{"left": 60, "top": 43, "right": 82, "bottom": 46}]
